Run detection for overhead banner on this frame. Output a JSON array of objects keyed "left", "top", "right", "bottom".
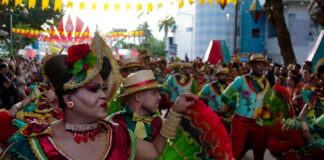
[{"left": 2, "top": 0, "right": 237, "bottom": 12}]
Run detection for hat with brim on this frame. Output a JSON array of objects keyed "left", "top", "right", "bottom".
[
  {"left": 314, "top": 58, "right": 324, "bottom": 79},
  {"left": 246, "top": 54, "right": 269, "bottom": 67},
  {"left": 182, "top": 62, "right": 193, "bottom": 68},
  {"left": 119, "top": 70, "right": 163, "bottom": 97},
  {"left": 119, "top": 58, "right": 145, "bottom": 71},
  {"left": 216, "top": 67, "right": 229, "bottom": 75}
]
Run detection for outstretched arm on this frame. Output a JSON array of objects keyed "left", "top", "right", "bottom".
[{"left": 134, "top": 94, "right": 197, "bottom": 160}]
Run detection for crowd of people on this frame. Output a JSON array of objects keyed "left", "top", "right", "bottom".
[
  {"left": 0, "top": 57, "right": 42, "bottom": 110},
  {"left": 0, "top": 0, "right": 322, "bottom": 159}
]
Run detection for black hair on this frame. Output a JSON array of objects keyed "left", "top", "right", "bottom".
[
  {"left": 0, "top": 63, "right": 8, "bottom": 70},
  {"left": 318, "top": 65, "right": 324, "bottom": 79},
  {"left": 44, "top": 55, "right": 111, "bottom": 109}
]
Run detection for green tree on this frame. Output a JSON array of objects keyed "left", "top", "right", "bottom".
[
  {"left": 0, "top": 0, "right": 63, "bottom": 57},
  {"left": 158, "top": 16, "right": 175, "bottom": 40},
  {"left": 137, "top": 21, "right": 153, "bottom": 45}
]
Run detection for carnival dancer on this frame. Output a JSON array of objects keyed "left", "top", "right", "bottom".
[
  {"left": 199, "top": 67, "right": 234, "bottom": 131},
  {"left": 164, "top": 62, "right": 198, "bottom": 105},
  {"left": 119, "top": 57, "right": 146, "bottom": 78},
  {"left": 193, "top": 62, "right": 209, "bottom": 93},
  {"left": 1, "top": 33, "right": 196, "bottom": 160},
  {"left": 155, "top": 58, "right": 169, "bottom": 85},
  {"left": 107, "top": 57, "right": 146, "bottom": 115},
  {"left": 200, "top": 67, "right": 230, "bottom": 113},
  {"left": 8, "top": 55, "right": 62, "bottom": 120},
  {"left": 221, "top": 54, "right": 272, "bottom": 160},
  {"left": 109, "top": 70, "right": 163, "bottom": 142}
]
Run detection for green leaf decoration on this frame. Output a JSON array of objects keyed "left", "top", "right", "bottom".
[
  {"left": 85, "top": 53, "right": 99, "bottom": 67},
  {"left": 72, "top": 60, "right": 84, "bottom": 74},
  {"left": 73, "top": 70, "right": 87, "bottom": 83}
]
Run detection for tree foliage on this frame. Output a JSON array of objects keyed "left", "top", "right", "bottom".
[
  {"left": 0, "top": 0, "right": 63, "bottom": 57},
  {"left": 158, "top": 16, "right": 175, "bottom": 38}
]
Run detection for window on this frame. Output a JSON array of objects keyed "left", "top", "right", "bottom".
[{"left": 252, "top": 28, "right": 260, "bottom": 38}]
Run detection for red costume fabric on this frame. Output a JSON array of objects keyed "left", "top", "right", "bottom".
[
  {"left": 186, "top": 98, "right": 234, "bottom": 160},
  {"left": 231, "top": 114, "right": 265, "bottom": 160}
]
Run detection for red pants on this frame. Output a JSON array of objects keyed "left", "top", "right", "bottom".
[{"left": 231, "top": 114, "right": 265, "bottom": 160}]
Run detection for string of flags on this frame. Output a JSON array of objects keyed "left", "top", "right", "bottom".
[
  {"left": 11, "top": 28, "right": 144, "bottom": 41},
  {"left": 1, "top": 0, "right": 237, "bottom": 12}
]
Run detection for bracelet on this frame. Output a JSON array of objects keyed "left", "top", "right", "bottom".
[
  {"left": 15, "top": 102, "right": 23, "bottom": 109},
  {"left": 160, "top": 110, "right": 183, "bottom": 140},
  {"left": 300, "top": 121, "right": 309, "bottom": 131},
  {"left": 307, "top": 103, "right": 315, "bottom": 111}
]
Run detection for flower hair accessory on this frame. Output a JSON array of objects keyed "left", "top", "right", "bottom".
[
  {"left": 65, "top": 44, "right": 98, "bottom": 83},
  {"left": 63, "top": 32, "right": 121, "bottom": 102}
]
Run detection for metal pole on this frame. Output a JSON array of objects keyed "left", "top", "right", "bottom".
[
  {"left": 191, "top": 15, "right": 194, "bottom": 61},
  {"left": 10, "top": 14, "right": 13, "bottom": 56},
  {"left": 233, "top": 2, "right": 238, "bottom": 54}
]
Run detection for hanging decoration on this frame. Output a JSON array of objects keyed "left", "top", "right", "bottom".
[
  {"left": 249, "top": 0, "right": 264, "bottom": 23},
  {"left": 1, "top": 0, "right": 237, "bottom": 12}
]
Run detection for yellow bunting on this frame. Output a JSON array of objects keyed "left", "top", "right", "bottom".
[
  {"left": 75, "top": 32, "right": 80, "bottom": 37},
  {"left": 84, "top": 32, "right": 88, "bottom": 36},
  {"left": 12, "top": 28, "right": 16, "bottom": 33},
  {"left": 92, "top": 3, "right": 96, "bottom": 10},
  {"left": 137, "top": 3, "right": 142, "bottom": 11},
  {"left": 158, "top": 3, "right": 162, "bottom": 10},
  {"left": 54, "top": 0, "right": 62, "bottom": 12},
  {"left": 52, "top": 31, "right": 56, "bottom": 36},
  {"left": 42, "top": 0, "right": 50, "bottom": 10},
  {"left": 35, "top": 30, "right": 39, "bottom": 35},
  {"left": 135, "top": 31, "right": 139, "bottom": 36},
  {"left": 179, "top": 0, "right": 184, "bottom": 8},
  {"left": 67, "top": 1, "right": 73, "bottom": 8},
  {"left": 148, "top": 3, "right": 153, "bottom": 12},
  {"left": 227, "top": 0, "right": 237, "bottom": 5},
  {"left": 139, "top": 31, "right": 143, "bottom": 36},
  {"left": 115, "top": 3, "right": 120, "bottom": 11},
  {"left": 104, "top": 3, "right": 109, "bottom": 10},
  {"left": 189, "top": 0, "right": 194, "bottom": 5},
  {"left": 28, "top": 0, "right": 36, "bottom": 9},
  {"left": 126, "top": 3, "right": 131, "bottom": 10},
  {"left": 199, "top": 0, "right": 205, "bottom": 5},
  {"left": 30, "top": 30, "right": 35, "bottom": 35},
  {"left": 80, "top": 2, "right": 85, "bottom": 10},
  {"left": 21, "top": 29, "right": 25, "bottom": 34},
  {"left": 2, "top": 0, "right": 9, "bottom": 5},
  {"left": 207, "top": 0, "right": 213, "bottom": 6},
  {"left": 15, "top": 0, "right": 22, "bottom": 7},
  {"left": 118, "top": 32, "right": 121, "bottom": 36}
]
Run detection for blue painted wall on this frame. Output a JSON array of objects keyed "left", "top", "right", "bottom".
[{"left": 240, "top": 0, "right": 266, "bottom": 53}]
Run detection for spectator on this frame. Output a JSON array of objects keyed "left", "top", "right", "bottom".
[{"left": 0, "top": 63, "right": 16, "bottom": 109}]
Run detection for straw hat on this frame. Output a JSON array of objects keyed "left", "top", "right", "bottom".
[
  {"left": 182, "top": 62, "right": 193, "bottom": 68},
  {"left": 314, "top": 58, "right": 324, "bottom": 78},
  {"left": 246, "top": 54, "right": 269, "bottom": 67},
  {"left": 119, "top": 58, "right": 145, "bottom": 71},
  {"left": 119, "top": 70, "right": 162, "bottom": 97},
  {"left": 216, "top": 67, "right": 229, "bottom": 75}
]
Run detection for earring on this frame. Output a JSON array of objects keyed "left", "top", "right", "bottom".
[{"left": 68, "top": 101, "right": 73, "bottom": 109}]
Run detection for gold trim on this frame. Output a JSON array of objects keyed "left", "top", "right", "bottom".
[
  {"left": 16, "top": 112, "right": 52, "bottom": 123},
  {"left": 28, "top": 137, "right": 45, "bottom": 160},
  {"left": 18, "top": 122, "right": 52, "bottom": 137},
  {"left": 49, "top": 122, "right": 112, "bottom": 160}
]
